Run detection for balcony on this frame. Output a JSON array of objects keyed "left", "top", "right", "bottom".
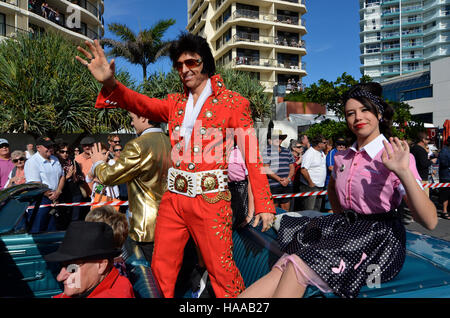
[
  {"left": 28, "top": 3, "right": 99, "bottom": 40},
  {"left": 381, "top": 8, "right": 400, "bottom": 17},
  {"left": 232, "top": 32, "right": 305, "bottom": 49},
  {"left": 227, "top": 56, "right": 306, "bottom": 72},
  {"left": 274, "top": 0, "right": 307, "bottom": 13},
  {"left": 232, "top": 9, "right": 306, "bottom": 28},
  {"left": 70, "top": 0, "right": 100, "bottom": 19},
  {"left": 0, "top": 23, "right": 31, "bottom": 39}
]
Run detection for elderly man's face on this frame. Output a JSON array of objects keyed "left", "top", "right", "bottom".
[{"left": 57, "top": 259, "right": 109, "bottom": 297}]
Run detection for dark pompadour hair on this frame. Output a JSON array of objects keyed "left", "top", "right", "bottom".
[{"left": 169, "top": 32, "right": 216, "bottom": 77}]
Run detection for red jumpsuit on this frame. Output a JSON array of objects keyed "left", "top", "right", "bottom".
[{"left": 95, "top": 74, "right": 276, "bottom": 298}]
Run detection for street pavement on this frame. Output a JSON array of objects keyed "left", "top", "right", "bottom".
[
  {"left": 405, "top": 217, "right": 450, "bottom": 241},
  {"left": 404, "top": 190, "right": 450, "bottom": 241}
]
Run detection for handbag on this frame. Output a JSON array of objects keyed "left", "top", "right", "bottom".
[{"left": 91, "top": 183, "right": 121, "bottom": 212}]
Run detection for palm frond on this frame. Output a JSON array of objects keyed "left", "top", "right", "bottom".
[{"left": 107, "top": 23, "right": 136, "bottom": 42}]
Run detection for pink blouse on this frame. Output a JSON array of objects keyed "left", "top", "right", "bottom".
[{"left": 332, "top": 135, "right": 421, "bottom": 214}]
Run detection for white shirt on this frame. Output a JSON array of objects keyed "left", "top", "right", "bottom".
[
  {"left": 24, "top": 153, "right": 63, "bottom": 191},
  {"left": 300, "top": 146, "right": 326, "bottom": 187},
  {"left": 180, "top": 79, "right": 213, "bottom": 150}
]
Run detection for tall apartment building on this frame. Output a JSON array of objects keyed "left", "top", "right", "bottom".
[
  {"left": 360, "top": 0, "right": 450, "bottom": 82},
  {"left": 187, "top": 0, "right": 307, "bottom": 94},
  {"left": 0, "top": 0, "right": 104, "bottom": 43}
]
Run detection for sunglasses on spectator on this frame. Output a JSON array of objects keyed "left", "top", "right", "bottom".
[
  {"left": 113, "top": 148, "right": 122, "bottom": 152},
  {"left": 0, "top": 143, "right": 9, "bottom": 148},
  {"left": 174, "top": 58, "right": 203, "bottom": 71},
  {"left": 13, "top": 157, "right": 26, "bottom": 163},
  {"left": 113, "top": 140, "right": 120, "bottom": 143},
  {"left": 58, "top": 150, "right": 69, "bottom": 154}
]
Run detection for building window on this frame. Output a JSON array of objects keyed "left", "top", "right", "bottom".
[
  {"left": 0, "top": 13, "right": 5, "bottom": 37},
  {"left": 216, "top": 5, "right": 231, "bottom": 30},
  {"left": 276, "top": 31, "right": 299, "bottom": 46},
  {"left": 236, "top": 26, "right": 259, "bottom": 41},
  {"left": 365, "top": 43, "right": 380, "bottom": 53},
  {"left": 216, "top": 28, "right": 231, "bottom": 50},
  {"left": 277, "top": 53, "right": 299, "bottom": 68},
  {"left": 237, "top": 48, "right": 259, "bottom": 65},
  {"left": 236, "top": 3, "right": 259, "bottom": 19},
  {"left": 216, "top": 0, "right": 226, "bottom": 10},
  {"left": 276, "top": 10, "right": 299, "bottom": 25}
]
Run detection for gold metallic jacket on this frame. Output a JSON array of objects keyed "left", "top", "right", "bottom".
[{"left": 94, "top": 130, "right": 171, "bottom": 242}]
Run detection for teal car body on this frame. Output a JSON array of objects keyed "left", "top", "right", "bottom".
[{"left": 1, "top": 185, "right": 449, "bottom": 298}]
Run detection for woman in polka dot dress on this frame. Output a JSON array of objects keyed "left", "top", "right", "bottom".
[{"left": 239, "top": 82, "right": 438, "bottom": 298}]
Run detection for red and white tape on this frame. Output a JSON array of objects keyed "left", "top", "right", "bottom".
[
  {"left": 27, "top": 200, "right": 129, "bottom": 209},
  {"left": 272, "top": 182, "right": 450, "bottom": 199},
  {"left": 25, "top": 183, "right": 450, "bottom": 208}
]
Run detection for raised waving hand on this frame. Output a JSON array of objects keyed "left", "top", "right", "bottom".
[{"left": 75, "top": 39, "right": 116, "bottom": 90}]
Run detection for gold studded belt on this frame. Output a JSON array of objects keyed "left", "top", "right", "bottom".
[{"left": 167, "top": 168, "right": 229, "bottom": 198}]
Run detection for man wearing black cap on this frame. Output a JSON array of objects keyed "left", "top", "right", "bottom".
[
  {"left": 24, "top": 137, "right": 65, "bottom": 233},
  {"left": 45, "top": 221, "right": 135, "bottom": 298}
]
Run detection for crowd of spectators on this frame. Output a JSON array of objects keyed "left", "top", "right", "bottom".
[{"left": 0, "top": 134, "right": 128, "bottom": 232}]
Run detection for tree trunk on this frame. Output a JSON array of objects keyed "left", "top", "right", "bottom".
[{"left": 142, "top": 64, "right": 147, "bottom": 81}]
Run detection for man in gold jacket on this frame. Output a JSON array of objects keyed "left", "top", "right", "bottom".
[{"left": 90, "top": 112, "right": 171, "bottom": 263}]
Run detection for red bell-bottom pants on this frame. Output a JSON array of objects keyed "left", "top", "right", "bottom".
[{"left": 151, "top": 191, "right": 245, "bottom": 298}]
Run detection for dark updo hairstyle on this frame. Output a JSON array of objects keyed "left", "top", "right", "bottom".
[
  {"left": 169, "top": 32, "right": 216, "bottom": 77},
  {"left": 342, "top": 82, "right": 394, "bottom": 138}
]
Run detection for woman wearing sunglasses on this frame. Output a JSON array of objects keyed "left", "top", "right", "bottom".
[
  {"left": 56, "top": 142, "right": 89, "bottom": 222},
  {"left": 4, "top": 150, "right": 27, "bottom": 187}
]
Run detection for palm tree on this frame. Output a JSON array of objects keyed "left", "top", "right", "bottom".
[
  {"left": 101, "top": 19, "right": 176, "bottom": 81},
  {"left": 0, "top": 32, "right": 134, "bottom": 138}
]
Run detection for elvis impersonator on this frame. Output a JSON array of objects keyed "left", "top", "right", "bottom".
[{"left": 76, "top": 33, "right": 276, "bottom": 298}]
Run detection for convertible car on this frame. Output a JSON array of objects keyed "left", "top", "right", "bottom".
[{"left": 1, "top": 184, "right": 449, "bottom": 298}]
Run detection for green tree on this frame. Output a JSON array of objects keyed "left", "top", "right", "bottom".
[
  {"left": 305, "top": 119, "right": 350, "bottom": 143},
  {"left": 139, "top": 67, "right": 272, "bottom": 121},
  {"left": 101, "top": 19, "right": 175, "bottom": 81},
  {"left": 291, "top": 73, "right": 422, "bottom": 141},
  {"left": 219, "top": 67, "right": 272, "bottom": 121},
  {"left": 285, "top": 72, "right": 372, "bottom": 118},
  {"left": 0, "top": 32, "right": 134, "bottom": 138}
]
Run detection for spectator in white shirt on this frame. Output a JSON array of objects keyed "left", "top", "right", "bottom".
[
  {"left": 24, "top": 137, "right": 64, "bottom": 233},
  {"left": 299, "top": 135, "right": 327, "bottom": 211}
]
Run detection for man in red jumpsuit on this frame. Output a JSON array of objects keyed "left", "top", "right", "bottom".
[{"left": 76, "top": 33, "right": 275, "bottom": 298}]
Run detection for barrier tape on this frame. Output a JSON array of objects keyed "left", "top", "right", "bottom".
[
  {"left": 25, "top": 182, "right": 450, "bottom": 208},
  {"left": 27, "top": 200, "right": 129, "bottom": 210},
  {"left": 271, "top": 182, "right": 450, "bottom": 199}
]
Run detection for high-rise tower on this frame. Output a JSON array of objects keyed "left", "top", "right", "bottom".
[
  {"left": 187, "top": 0, "right": 307, "bottom": 93},
  {"left": 360, "top": 0, "right": 450, "bottom": 82}
]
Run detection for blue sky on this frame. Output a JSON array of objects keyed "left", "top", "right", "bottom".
[{"left": 103, "top": 0, "right": 362, "bottom": 86}]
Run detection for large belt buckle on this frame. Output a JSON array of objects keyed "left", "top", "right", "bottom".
[
  {"left": 197, "top": 170, "right": 227, "bottom": 195},
  {"left": 201, "top": 173, "right": 219, "bottom": 192},
  {"left": 168, "top": 168, "right": 196, "bottom": 197}
]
